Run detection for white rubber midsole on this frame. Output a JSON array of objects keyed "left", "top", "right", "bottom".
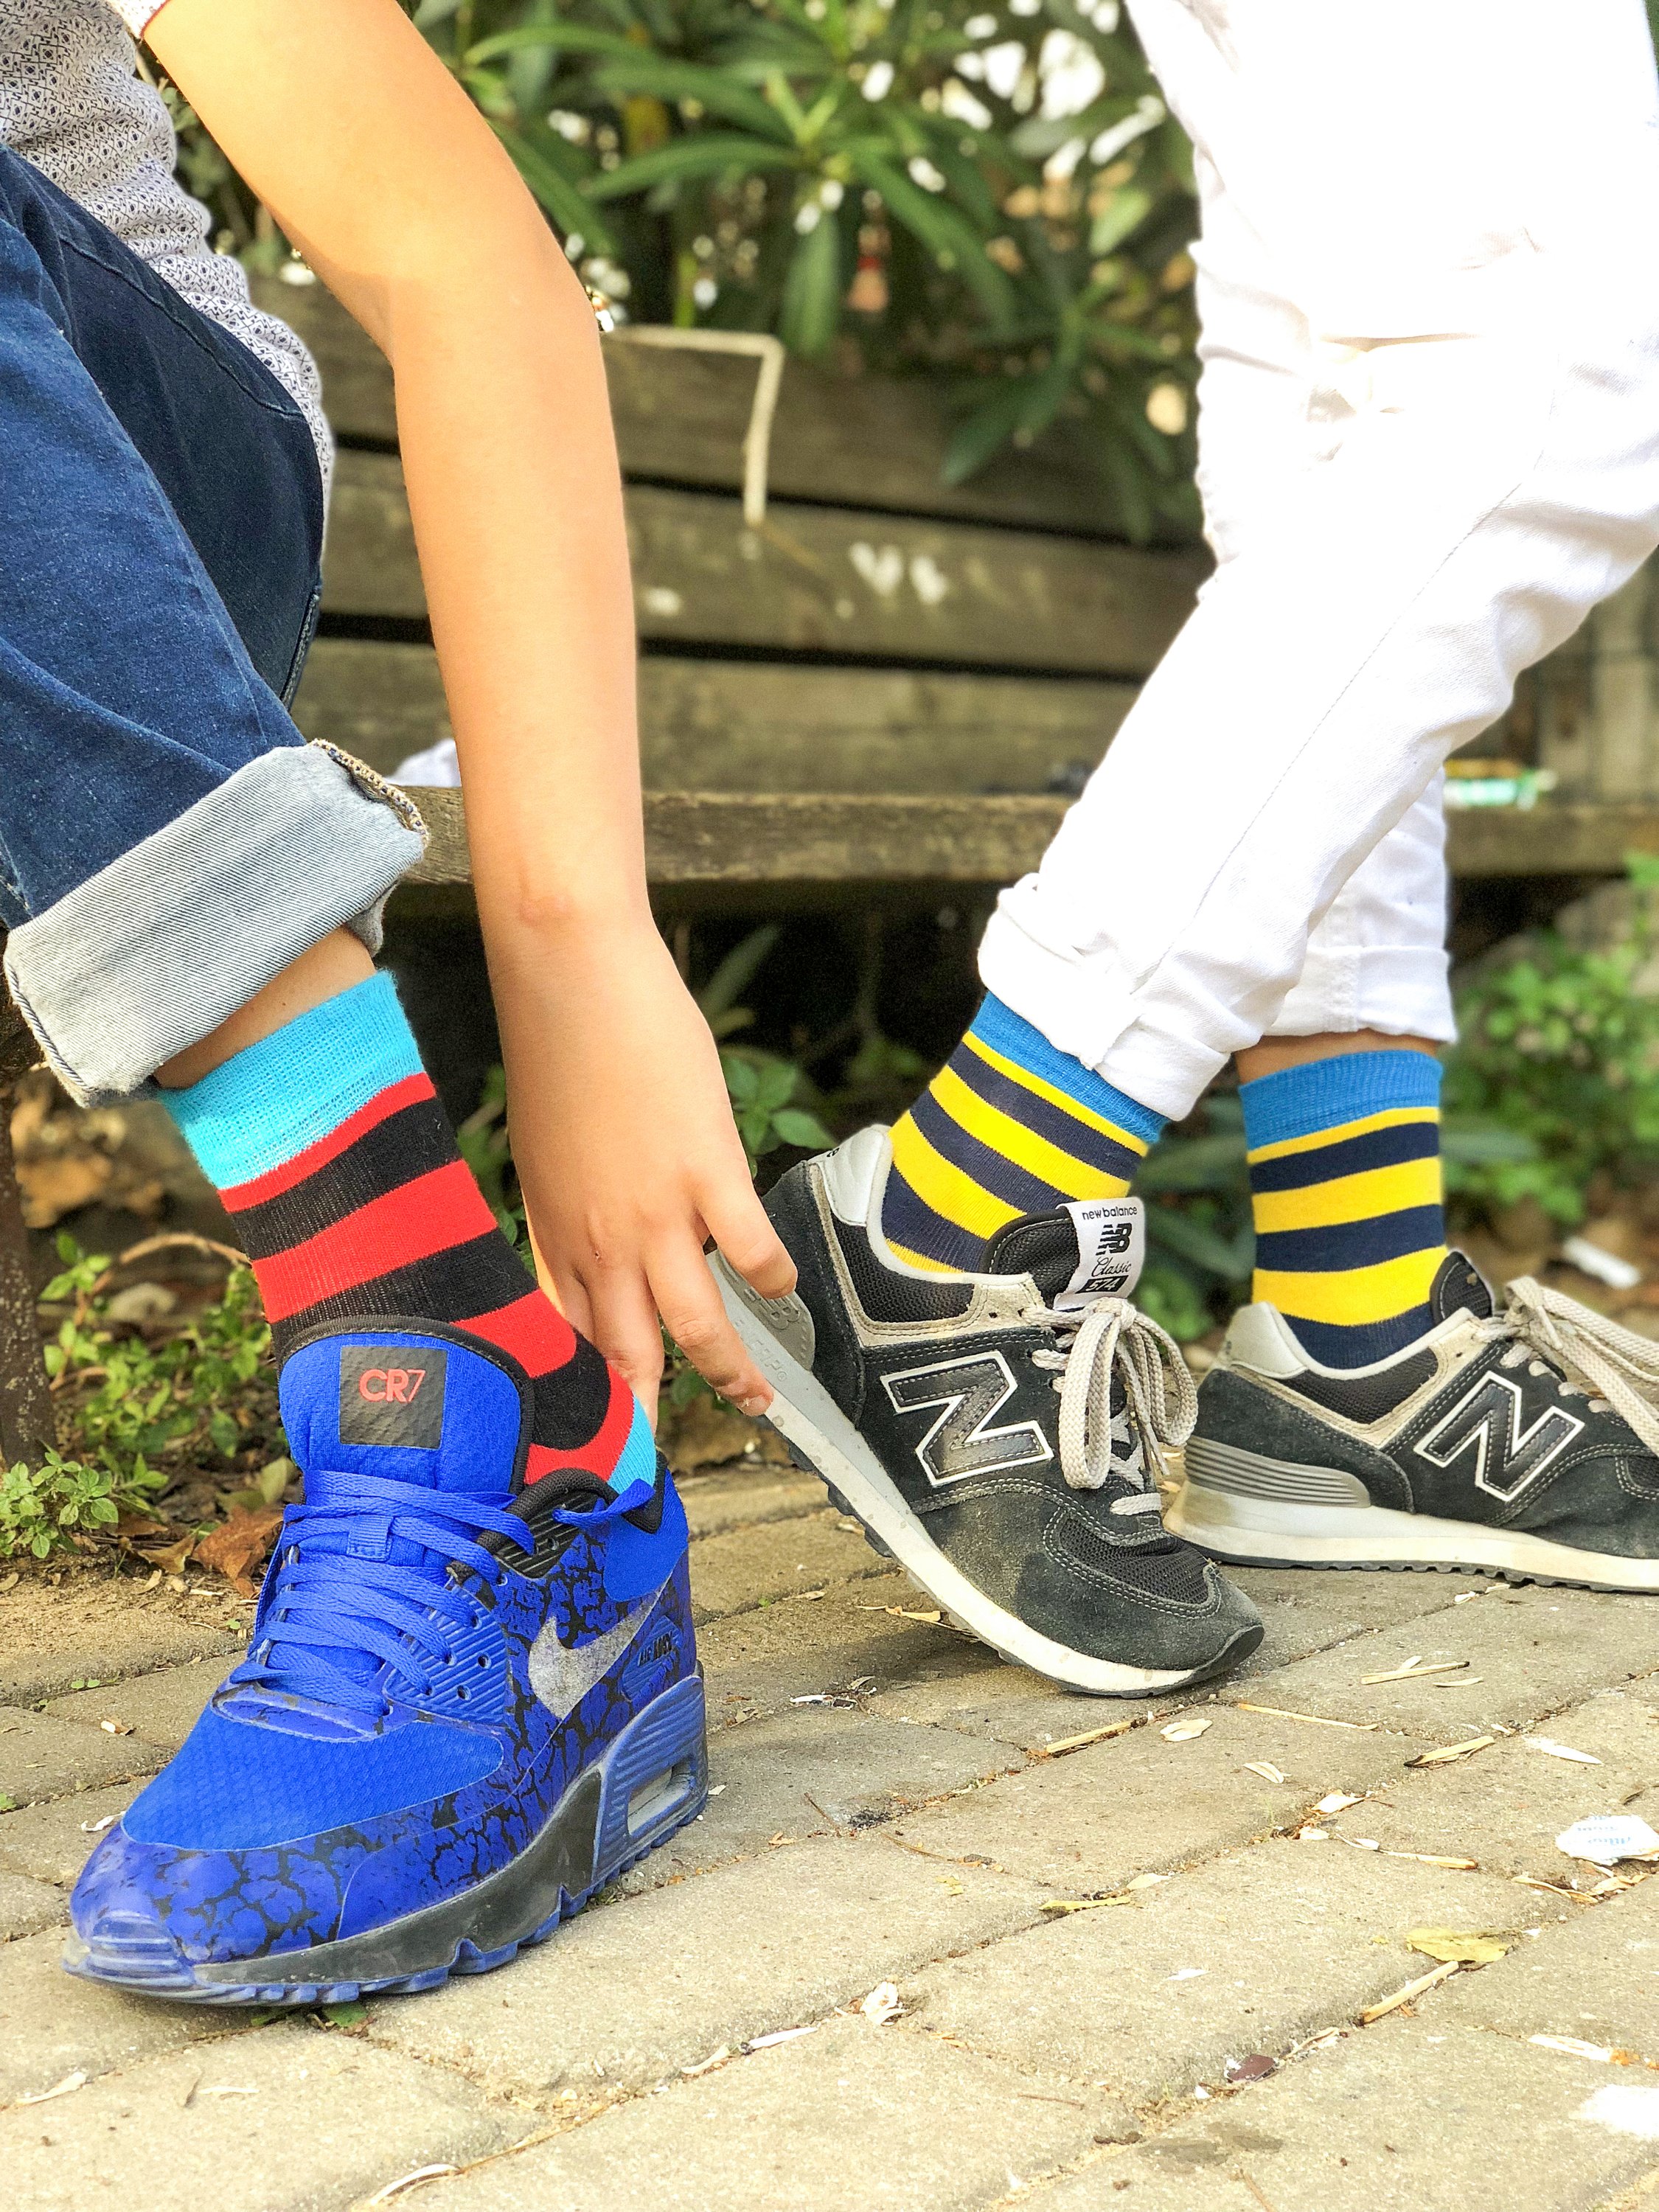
[
  {"left": 711, "top": 1259, "right": 1203, "bottom": 1693},
  {"left": 1167, "top": 1475, "right": 1659, "bottom": 1592}
]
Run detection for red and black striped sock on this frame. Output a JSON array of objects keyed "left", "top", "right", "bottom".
[{"left": 163, "top": 975, "right": 642, "bottom": 1488}]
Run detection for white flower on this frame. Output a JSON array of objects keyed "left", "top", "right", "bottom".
[
  {"left": 908, "top": 156, "right": 947, "bottom": 193},
  {"left": 1038, "top": 29, "right": 1106, "bottom": 121},
  {"left": 861, "top": 59, "right": 895, "bottom": 101}
]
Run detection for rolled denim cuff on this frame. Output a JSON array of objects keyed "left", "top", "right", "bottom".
[{"left": 3, "top": 743, "right": 426, "bottom": 1104}]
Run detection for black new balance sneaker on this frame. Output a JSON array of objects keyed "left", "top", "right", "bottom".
[
  {"left": 1168, "top": 1252, "right": 1659, "bottom": 1592},
  {"left": 709, "top": 1127, "right": 1263, "bottom": 1694}
]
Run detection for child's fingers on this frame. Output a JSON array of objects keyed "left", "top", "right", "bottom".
[
  {"left": 699, "top": 1178, "right": 797, "bottom": 1301},
  {"left": 577, "top": 1263, "right": 665, "bottom": 1424},
  {"left": 648, "top": 1239, "right": 773, "bottom": 1418}
]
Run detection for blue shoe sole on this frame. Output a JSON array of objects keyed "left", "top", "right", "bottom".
[{"left": 63, "top": 1673, "right": 708, "bottom": 2006}]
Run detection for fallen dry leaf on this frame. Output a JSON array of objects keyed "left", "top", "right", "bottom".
[
  {"left": 18, "top": 2070, "right": 87, "bottom": 2106},
  {"left": 1242, "top": 1761, "right": 1287, "bottom": 1785},
  {"left": 745, "top": 2025, "right": 817, "bottom": 2051},
  {"left": 1237, "top": 1703, "right": 1376, "bottom": 1731},
  {"left": 1040, "top": 1894, "right": 1138, "bottom": 1916},
  {"left": 1525, "top": 1738, "right": 1602, "bottom": 1766},
  {"left": 364, "top": 2166, "right": 462, "bottom": 2204},
  {"left": 1361, "top": 1658, "right": 1469, "bottom": 1685},
  {"left": 680, "top": 2047, "right": 731, "bottom": 2078},
  {"left": 1315, "top": 1792, "right": 1363, "bottom": 1815},
  {"left": 1531, "top": 2035, "right": 1614, "bottom": 2062},
  {"left": 860, "top": 1981, "right": 902, "bottom": 2025},
  {"left": 1406, "top": 1735, "right": 1495, "bottom": 1768},
  {"left": 1387, "top": 1851, "right": 1479, "bottom": 1871},
  {"left": 1406, "top": 1928, "right": 1510, "bottom": 1966},
  {"left": 192, "top": 1504, "right": 285, "bottom": 1597},
  {"left": 134, "top": 1532, "right": 195, "bottom": 1578},
  {"left": 1161, "top": 1715, "right": 1213, "bottom": 1743}
]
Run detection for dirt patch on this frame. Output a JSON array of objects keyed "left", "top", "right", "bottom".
[{"left": 0, "top": 1563, "right": 243, "bottom": 1706}]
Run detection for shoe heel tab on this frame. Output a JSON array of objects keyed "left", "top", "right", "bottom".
[
  {"left": 821, "top": 1124, "right": 894, "bottom": 1227},
  {"left": 1220, "top": 1301, "right": 1307, "bottom": 1379}
]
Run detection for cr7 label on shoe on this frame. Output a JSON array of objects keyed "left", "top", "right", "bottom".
[{"left": 340, "top": 1345, "right": 448, "bottom": 1450}]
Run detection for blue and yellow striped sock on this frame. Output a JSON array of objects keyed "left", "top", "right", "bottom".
[
  {"left": 1242, "top": 1048, "right": 1450, "bottom": 1368},
  {"left": 880, "top": 995, "right": 1166, "bottom": 1273}
]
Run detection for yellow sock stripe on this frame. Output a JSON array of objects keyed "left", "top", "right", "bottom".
[
  {"left": 885, "top": 1237, "right": 959, "bottom": 1276},
  {"left": 1251, "top": 1155, "right": 1444, "bottom": 1235},
  {"left": 928, "top": 1065, "right": 1136, "bottom": 1205},
  {"left": 888, "top": 1116, "right": 1023, "bottom": 1244},
  {"left": 1253, "top": 1246, "right": 1447, "bottom": 1329},
  {"left": 1246, "top": 1105, "right": 1439, "bottom": 1167},
  {"left": 962, "top": 1034, "right": 1152, "bottom": 1158}
]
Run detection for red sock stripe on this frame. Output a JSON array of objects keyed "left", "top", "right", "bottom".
[
  {"left": 458, "top": 1288, "right": 578, "bottom": 1378},
  {"left": 221, "top": 1073, "right": 438, "bottom": 1210},
  {"left": 254, "top": 1158, "right": 497, "bottom": 1324},
  {"left": 524, "top": 1368, "right": 635, "bottom": 1484}
]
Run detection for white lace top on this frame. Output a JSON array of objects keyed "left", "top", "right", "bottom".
[{"left": 3, "top": 1, "right": 331, "bottom": 490}]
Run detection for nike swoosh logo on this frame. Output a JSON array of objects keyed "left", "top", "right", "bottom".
[{"left": 527, "top": 1585, "right": 666, "bottom": 1722}]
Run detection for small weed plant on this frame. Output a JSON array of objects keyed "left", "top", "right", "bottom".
[{"left": 1, "top": 1239, "right": 282, "bottom": 1562}]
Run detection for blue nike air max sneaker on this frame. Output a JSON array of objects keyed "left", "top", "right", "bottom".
[{"left": 63, "top": 1319, "right": 706, "bottom": 2003}]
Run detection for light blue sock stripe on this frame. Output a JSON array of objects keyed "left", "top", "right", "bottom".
[
  {"left": 1239, "top": 1048, "right": 1443, "bottom": 1152},
  {"left": 163, "top": 972, "right": 422, "bottom": 1189},
  {"left": 970, "top": 995, "right": 1166, "bottom": 1147}
]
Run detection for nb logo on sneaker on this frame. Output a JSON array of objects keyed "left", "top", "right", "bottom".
[
  {"left": 339, "top": 1344, "right": 448, "bottom": 1450},
  {"left": 1413, "top": 1370, "right": 1584, "bottom": 1503},
  {"left": 880, "top": 1350, "right": 1052, "bottom": 1488}
]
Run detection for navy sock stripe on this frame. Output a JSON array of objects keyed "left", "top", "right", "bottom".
[
  {"left": 908, "top": 1091, "right": 1065, "bottom": 1220},
  {"left": 1248, "top": 1121, "right": 1439, "bottom": 1192},
  {"left": 1287, "top": 1304, "right": 1437, "bottom": 1368},
  {"left": 880, "top": 1172, "right": 988, "bottom": 1273},
  {"left": 947, "top": 1043, "right": 1144, "bottom": 1183},
  {"left": 229, "top": 1097, "right": 457, "bottom": 1260},
  {"left": 1253, "top": 1206, "right": 1447, "bottom": 1276}
]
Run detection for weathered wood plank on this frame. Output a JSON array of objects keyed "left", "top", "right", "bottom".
[
  {"left": 397, "top": 787, "right": 1659, "bottom": 892},
  {"left": 322, "top": 453, "right": 1202, "bottom": 678},
  {"left": 291, "top": 639, "right": 1135, "bottom": 790},
  {"left": 252, "top": 275, "right": 1172, "bottom": 541}
]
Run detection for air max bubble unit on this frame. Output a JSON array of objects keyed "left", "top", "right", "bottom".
[
  {"left": 65, "top": 1320, "right": 705, "bottom": 2003},
  {"left": 712, "top": 1127, "right": 1262, "bottom": 1694},
  {"left": 1169, "top": 1254, "right": 1659, "bottom": 1592}
]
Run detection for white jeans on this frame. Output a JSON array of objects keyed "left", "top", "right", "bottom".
[{"left": 979, "top": 0, "right": 1659, "bottom": 1120}]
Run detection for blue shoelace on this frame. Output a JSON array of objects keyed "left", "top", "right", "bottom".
[{"left": 229, "top": 1468, "right": 659, "bottom": 1719}]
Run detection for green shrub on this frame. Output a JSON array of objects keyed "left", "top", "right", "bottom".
[{"left": 1443, "top": 860, "right": 1659, "bottom": 1227}]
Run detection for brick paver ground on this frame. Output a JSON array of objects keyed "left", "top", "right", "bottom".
[{"left": 3, "top": 1455, "right": 1658, "bottom": 2212}]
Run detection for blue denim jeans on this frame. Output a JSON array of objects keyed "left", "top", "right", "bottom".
[{"left": 0, "top": 147, "right": 423, "bottom": 1103}]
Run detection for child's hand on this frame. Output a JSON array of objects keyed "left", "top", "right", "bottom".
[{"left": 498, "top": 919, "right": 796, "bottom": 1426}]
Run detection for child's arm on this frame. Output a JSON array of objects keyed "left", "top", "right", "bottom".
[{"left": 147, "top": 0, "right": 793, "bottom": 1416}]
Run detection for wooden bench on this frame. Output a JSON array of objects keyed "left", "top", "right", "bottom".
[{"left": 255, "top": 276, "right": 1659, "bottom": 901}]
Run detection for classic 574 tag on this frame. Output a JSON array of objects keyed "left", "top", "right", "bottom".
[{"left": 1055, "top": 1197, "right": 1146, "bottom": 1312}]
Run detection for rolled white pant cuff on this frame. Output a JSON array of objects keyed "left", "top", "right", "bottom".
[
  {"left": 1266, "top": 944, "right": 1455, "bottom": 1043},
  {"left": 4, "top": 744, "right": 426, "bottom": 1104},
  {"left": 979, "top": 907, "right": 1458, "bottom": 1123},
  {"left": 978, "top": 901, "right": 1225, "bottom": 1121}
]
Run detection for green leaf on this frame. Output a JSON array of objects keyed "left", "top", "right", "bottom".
[
  {"left": 465, "top": 24, "right": 638, "bottom": 66},
  {"left": 699, "top": 925, "right": 781, "bottom": 1022},
  {"left": 845, "top": 153, "right": 1017, "bottom": 327},
  {"left": 771, "top": 1108, "right": 835, "bottom": 1151},
  {"left": 585, "top": 136, "right": 800, "bottom": 204},
  {"left": 779, "top": 212, "right": 843, "bottom": 358},
  {"left": 1089, "top": 186, "right": 1154, "bottom": 257},
  {"left": 592, "top": 56, "right": 793, "bottom": 143},
  {"left": 491, "top": 123, "right": 618, "bottom": 256},
  {"left": 1145, "top": 1207, "right": 1254, "bottom": 1282}
]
